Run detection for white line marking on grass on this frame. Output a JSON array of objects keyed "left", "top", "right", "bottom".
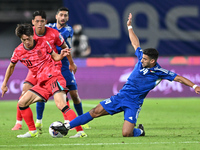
[{"left": 0, "top": 141, "right": 199, "bottom": 147}]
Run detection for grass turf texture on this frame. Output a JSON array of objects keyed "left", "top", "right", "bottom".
[{"left": 0, "top": 98, "right": 200, "bottom": 150}]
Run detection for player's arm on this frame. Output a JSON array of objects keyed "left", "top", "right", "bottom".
[
  {"left": 127, "top": 13, "right": 140, "bottom": 52},
  {"left": 1, "top": 62, "right": 16, "bottom": 97},
  {"left": 174, "top": 75, "right": 200, "bottom": 94},
  {"left": 61, "top": 42, "right": 77, "bottom": 74},
  {"left": 51, "top": 48, "right": 70, "bottom": 61}
]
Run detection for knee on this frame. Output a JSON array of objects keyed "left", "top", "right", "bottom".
[
  {"left": 89, "top": 108, "right": 100, "bottom": 118},
  {"left": 71, "top": 96, "right": 81, "bottom": 104},
  {"left": 56, "top": 103, "right": 64, "bottom": 110},
  {"left": 18, "top": 100, "right": 25, "bottom": 108},
  {"left": 122, "top": 131, "right": 133, "bottom": 137}
]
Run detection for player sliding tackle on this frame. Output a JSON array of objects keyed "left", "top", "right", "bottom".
[{"left": 51, "top": 13, "right": 200, "bottom": 137}]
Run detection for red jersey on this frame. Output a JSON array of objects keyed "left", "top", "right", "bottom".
[
  {"left": 33, "top": 26, "right": 64, "bottom": 53},
  {"left": 33, "top": 26, "right": 64, "bottom": 67},
  {"left": 11, "top": 38, "right": 61, "bottom": 83}
]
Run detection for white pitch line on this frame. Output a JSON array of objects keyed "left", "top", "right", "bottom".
[{"left": 0, "top": 141, "right": 199, "bottom": 147}]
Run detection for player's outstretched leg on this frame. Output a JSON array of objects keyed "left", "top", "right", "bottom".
[
  {"left": 61, "top": 105, "right": 87, "bottom": 138},
  {"left": 51, "top": 122, "right": 69, "bottom": 136}
]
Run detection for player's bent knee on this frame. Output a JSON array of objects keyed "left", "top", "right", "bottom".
[
  {"left": 55, "top": 103, "right": 65, "bottom": 110},
  {"left": 122, "top": 131, "right": 133, "bottom": 137},
  {"left": 72, "top": 97, "right": 81, "bottom": 104},
  {"left": 89, "top": 108, "right": 98, "bottom": 118},
  {"left": 18, "top": 101, "right": 26, "bottom": 108}
]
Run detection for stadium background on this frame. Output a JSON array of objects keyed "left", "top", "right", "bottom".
[{"left": 0, "top": 0, "right": 200, "bottom": 100}]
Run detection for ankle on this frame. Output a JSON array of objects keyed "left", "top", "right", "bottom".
[
  {"left": 36, "top": 119, "right": 42, "bottom": 124},
  {"left": 16, "top": 120, "right": 22, "bottom": 125},
  {"left": 64, "top": 123, "right": 71, "bottom": 129}
]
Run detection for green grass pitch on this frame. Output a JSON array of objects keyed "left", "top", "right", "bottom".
[{"left": 0, "top": 98, "right": 200, "bottom": 150}]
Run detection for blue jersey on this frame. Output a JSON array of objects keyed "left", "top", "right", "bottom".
[
  {"left": 46, "top": 23, "right": 77, "bottom": 89},
  {"left": 114, "top": 47, "right": 177, "bottom": 105},
  {"left": 46, "top": 23, "right": 73, "bottom": 71}
]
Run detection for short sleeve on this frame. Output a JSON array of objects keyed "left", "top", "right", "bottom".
[
  {"left": 158, "top": 68, "right": 177, "bottom": 81},
  {"left": 10, "top": 50, "right": 19, "bottom": 64},
  {"left": 135, "top": 47, "right": 143, "bottom": 61}
]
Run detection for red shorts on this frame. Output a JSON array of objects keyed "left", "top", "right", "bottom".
[
  {"left": 29, "top": 75, "right": 68, "bottom": 101},
  {"left": 24, "top": 70, "right": 37, "bottom": 86}
]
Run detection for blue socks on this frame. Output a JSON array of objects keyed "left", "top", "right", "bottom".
[
  {"left": 69, "top": 112, "right": 93, "bottom": 128},
  {"left": 133, "top": 128, "right": 142, "bottom": 137},
  {"left": 36, "top": 102, "right": 83, "bottom": 120},
  {"left": 36, "top": 102, "right": 45, "bottom": 120},
  {"left": 74, "top": 103, "right": 83, "bottom": 116}
]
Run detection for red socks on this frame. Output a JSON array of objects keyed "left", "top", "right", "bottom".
[
  {"left": 16, "top": 102, "right": 23, "bottom": 121},
  {"left": 19, "top": 106, "right": 36, "bottom": 131},
  {"left": 62, "top": 106, "right": 83, "bottom": 132}
]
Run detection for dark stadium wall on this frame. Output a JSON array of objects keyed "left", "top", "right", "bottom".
[{"left": 64, "top": 0, "right": 200, "bottom": 56}]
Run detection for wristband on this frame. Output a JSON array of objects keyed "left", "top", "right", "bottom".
[
  {"left": 192, "top": 84, "right": 198, "bottom": 89},
  {"left": 128, "top": 26, "right": 132, "bottom": 30}
]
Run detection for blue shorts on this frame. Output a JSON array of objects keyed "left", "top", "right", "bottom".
[
  {"left": 61, "top": 69, "right": 77, "bottom": 91},
  {"left": 100, "top": 95, "right": 141, "bottom": 124}
]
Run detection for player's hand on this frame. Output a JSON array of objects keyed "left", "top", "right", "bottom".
[
  {"left": 194, "top": 86, "right": 200, "bottom": 94},
  {"left": 127, "top": 13, "right": 132, "bottom": 27},
  {"left": 69, "top": 63, "right": 77, "bottom": 74},
  {"left": 1, "top": 84, "right": 8, "bottom": 97},
  {"left": 61, "top": 48, "right": 71, "bottom": 57}
]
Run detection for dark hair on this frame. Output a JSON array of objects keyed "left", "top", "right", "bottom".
[
  {"left": 15, "top": 24, "right": 34, "bottom": 38},
  {"left": 143, "top": 48, "right": 159, "bottom": 61},
  {"left": 57, "top": 7, "right": 69, "bottom": 14},
  {"left": 32, "top": 10, "right": 46, "bottom": 19}
]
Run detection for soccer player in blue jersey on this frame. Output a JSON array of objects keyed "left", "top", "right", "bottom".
[
  {"left": 35, "top": 7, "right": 90, "bottom": 132},
  {"left": 51, "top": 13, "right": 200, "bottom": 137}
]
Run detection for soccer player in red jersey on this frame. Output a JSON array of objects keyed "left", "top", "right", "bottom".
[
  {"left": 1, "top": 23, "right": 74, "bottom": 138},
  {"left": 10, "top": 11, "right": 87, "bottom": 138}
]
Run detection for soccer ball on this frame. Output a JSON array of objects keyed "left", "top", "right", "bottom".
[{"left": 49, "top": 121, "right": 63, "bottom": 138}]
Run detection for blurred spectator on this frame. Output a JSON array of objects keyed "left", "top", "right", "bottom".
[{"left": 72, "top": 24, "right": 91, "bottom": 57}]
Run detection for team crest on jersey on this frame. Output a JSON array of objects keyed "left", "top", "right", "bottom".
[{"left": 37, "top": 50, "right": 43, "bottom": 57}]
